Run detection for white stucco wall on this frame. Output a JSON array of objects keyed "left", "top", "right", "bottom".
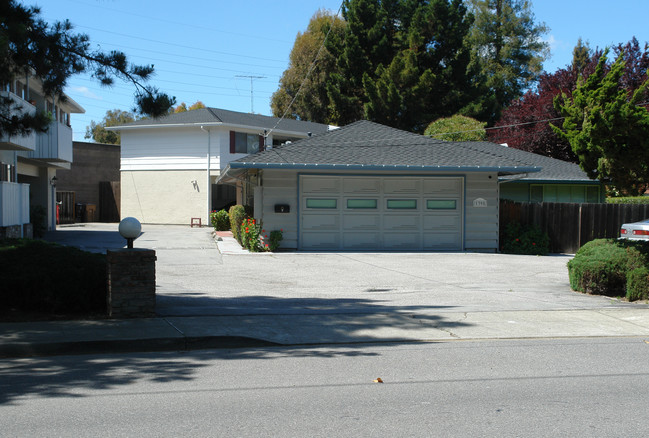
[{"left": 121, "top": 169, "right": 218, "bottom": 224}]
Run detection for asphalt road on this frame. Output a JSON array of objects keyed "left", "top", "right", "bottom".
[{"left": 2, "top": 337, "right": 649, "bottom": 437}]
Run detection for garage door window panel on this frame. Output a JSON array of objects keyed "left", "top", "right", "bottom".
[
  {"left": 387, "top": 199, "right": 417, "bottom": 209},
  {"left": 306, "top": 199, "right": 337, "bottom": 209},
  {"left": 426, "top": 200, "right": 457, "bottom": 210},
  {"left": 346, "top": 199, "right": 378, "bottom": 209}
]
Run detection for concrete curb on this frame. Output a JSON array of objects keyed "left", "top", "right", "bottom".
[{"left": 0, "top": 336, "right": 280, "bottom": 359}]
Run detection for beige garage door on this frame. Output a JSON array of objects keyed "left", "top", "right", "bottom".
[{"left": 299, "top": 175, "right": 463, "bottom": 250}]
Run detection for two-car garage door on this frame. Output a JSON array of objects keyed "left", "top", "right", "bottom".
[{"left": 299, "top": 175, "right": 463, "bottom": 251}]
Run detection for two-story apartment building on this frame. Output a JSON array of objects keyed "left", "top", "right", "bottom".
[
  {"left": 0, "top": 74, "right": 84, "bottom": 237},
  {"left": 108, "top": 108, "right": 332, "bottom": 225}
]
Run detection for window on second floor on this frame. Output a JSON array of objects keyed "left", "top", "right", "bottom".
[{"left": 229, "top": 131, "right": 265, "bottom": 154}]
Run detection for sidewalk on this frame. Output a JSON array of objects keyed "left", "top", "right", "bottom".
[{"left": 2, "top": 307, "right": 649, "bottom": 358}]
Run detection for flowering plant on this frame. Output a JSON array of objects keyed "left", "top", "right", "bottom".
[
  {"left": 261, "top": 229, "right": 283, "bottom": 252},
  {"left": 240, "top": 217, "right": 262, "bottom": 251}
]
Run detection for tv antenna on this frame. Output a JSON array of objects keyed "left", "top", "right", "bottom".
[{"left": 236, "top": 75, "right": 266, "bottom": 113}]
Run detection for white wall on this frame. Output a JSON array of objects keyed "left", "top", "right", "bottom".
[
  {"left": 120, "top": 127, "right": 221, "bottom": 171},
  {"left": 464, "top": 172, "right": 499, "bottom": 251}
]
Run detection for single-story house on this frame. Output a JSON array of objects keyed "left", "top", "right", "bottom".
[
  {"left": 494, "top": 146, "right": 604, "bottom": 203},
  {"left": 218, "top": 120, "right": 544, "bottom": 252},
  {"left": 108, "top": 108, "right": 332, "bottom": 225}
]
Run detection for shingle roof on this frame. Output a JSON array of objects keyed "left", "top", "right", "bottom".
[
  {"left": 470, "top": 143, "right": 594, "bottom": 182},
  {"left": 111, "top": 107, "right": 331, "bottom": 134},
  {"left": 229, "top": 120, "right": 542, "bottom": 175}
]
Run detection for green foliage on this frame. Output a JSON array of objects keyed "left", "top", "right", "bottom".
[
  {"left": 271, "top": 10, "right": 346, "bottom": 124},
  {"left": 261, "top": 229, "right": 284, "bottom": 252},
  {"left": 467, "top": 0, "right": 550, "bottom": 123},
  {"left": 567, "top": 239, "right": 648, "bottom": 298},
  {"left": 210, "top": 209, "right": 230, "bottom": 231},
  {"left": 240, "top": 218, "right": 262, "bottom": 252},
  {"left": 552, "top": 49, "right": 649, "bottom": 196},
  {"left": 0, "top": 239, "right": 106, "bottom": 317},
  {"left": 501, "top": 222, "right": 549, "bottom": 255},
  {"left": 30, "top": 204, "right": 46, "bottom": 238},
  {"left": 626, "top": 267, "right": 649, "bottom": 301},
  {"left": 228, "top": 205, "right": 246, "bottom": 243},
  {"left": 424, "top": 115, "right": 487, "bottom": 141},
  {"left": 84, "top": 109, "right": 136, "bottom": 144},
  {"left": 606, "top": 197, "right": 649, "bottom": 204},
  {"left": 0, "top": 0, "right": 174, "bottom": 137}
]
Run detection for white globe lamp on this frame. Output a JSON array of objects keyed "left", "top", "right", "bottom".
[{"left": 119, "top": 217, "right": 142, "bottom": 249}]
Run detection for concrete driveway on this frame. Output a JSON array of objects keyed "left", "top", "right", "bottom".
[
  {"left": 47, "top": 223, "right": 643, "bottom": 318},
  {"left": 39, "top": 223, "right": 649, "bottom": 345}
]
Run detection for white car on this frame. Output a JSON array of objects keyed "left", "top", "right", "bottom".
[{"left": 620, "top": 219, "right": 649, "bottom": 240}]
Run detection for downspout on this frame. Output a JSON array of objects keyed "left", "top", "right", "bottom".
[{"left": 200, "top": 126, "right": 211, "bottom": 224}]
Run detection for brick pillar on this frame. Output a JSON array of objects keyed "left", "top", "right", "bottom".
[{"left": 107, "top": 249, "right": 156, "bottom": 318}]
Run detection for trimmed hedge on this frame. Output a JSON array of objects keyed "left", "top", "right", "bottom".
[
  {"left": 567, "top": 239, "right": 649, "bottom": 300},
  {"left": 606, "top": 197, "right": 649, "bottom": 204},
  {"left": 0, "top": 239, "right": 107, "bottom": 318},
  {"left": 228, "top": 205, "right": 246, "bottom": 243}
]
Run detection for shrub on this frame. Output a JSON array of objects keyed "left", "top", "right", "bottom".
[
  {"left": 626, "top": 267, "right": 649, "bottom": 301},
  {"left": 567, "top": 239, "right": 648, "bottom": 297},
  {"left": 228, "top": 205, "right": 246, "bottom": 243},
  {"left": 501, "top": 222, "right": 550, "bottom": 255},
  {"left": 260, "top": 229, "right": 283, "bottom": 252},
  {"left": 210, "top": 209, "right": 230, "bottom": 231},
  {"left": 0, "top": 239, "right": 107, "bottom": 318}
]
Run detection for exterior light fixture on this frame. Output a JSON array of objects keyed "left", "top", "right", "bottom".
[
  {"left": 50, "top": 176, "right": 57, "bottom": 186},
  {"left": 118, "top": 217, "right": 142, "bottom": 249}
]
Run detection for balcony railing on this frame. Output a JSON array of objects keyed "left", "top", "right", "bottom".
[
  {"left": 0, "top": 181, "right": 30, "bottom": 227},
  {"left": 0, "top": 91, "right": 37, "bottom": 152},
  {"left": 30, "top": 121, "right": 73, "bottom": 162}
]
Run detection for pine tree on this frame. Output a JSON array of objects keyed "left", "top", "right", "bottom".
[
  {"left": 467, "top": 0, "right": 549, "bottom": 123},
  {"left": 0, "top": 0, "right": 174, "bottom": 137}
]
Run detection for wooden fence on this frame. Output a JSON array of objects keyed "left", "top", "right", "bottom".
[{"left": 500, "top": 200, "right": 649, "bottom": 254}]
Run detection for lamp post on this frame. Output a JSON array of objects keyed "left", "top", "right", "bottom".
[{"left": 118, "top": 217, "right": 141, "bottom": 249}]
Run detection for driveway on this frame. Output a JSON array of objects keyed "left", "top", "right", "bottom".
[{"left": 47, "top": 223, "right": 645, "bottom": 320}]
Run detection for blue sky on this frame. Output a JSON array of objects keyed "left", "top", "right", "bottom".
[{"left": 35, "top": 0, "right": 649, "bottom": 141}]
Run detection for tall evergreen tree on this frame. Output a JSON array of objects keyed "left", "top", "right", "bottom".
[
  {"left": 467, "top": 0, "right": 549, "bottom": 124},
  {"left": 326, "top": 0, "right": 476, "bottom": 132},
  {"left": 0, "top": 0, "right": 174, "bottom": 137},
  {"left": 552, "top": 50, "right": 649, "bottom": 195}
]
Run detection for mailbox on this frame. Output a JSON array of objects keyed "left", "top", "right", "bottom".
[{"left": 275, "top": 204, "right": 290, "bottom": 213}]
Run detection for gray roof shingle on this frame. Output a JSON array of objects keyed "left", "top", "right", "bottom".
[
  {"left": 229, "top": 120, "right": 539, "bottom": 175},
  {"left": 229, "top": 120, "right": 595, "bottom": 182},
  {"left": 112, "top": 107, "right": 331, "bottom": 134}
]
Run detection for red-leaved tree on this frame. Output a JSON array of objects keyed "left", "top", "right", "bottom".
[{"left": 489, "top": 37, "right": 648, "bottom": 163}]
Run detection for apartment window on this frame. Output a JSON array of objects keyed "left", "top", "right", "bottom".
[
  {"left": 230, "top": 131, "right": 264, "bottom": 154},
  {"left": 0, "top": 162, "right": 15, "bottom": 182}
]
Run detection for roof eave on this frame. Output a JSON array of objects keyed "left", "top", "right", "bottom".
[{"left": 229, "top": 162, "right": 541, "bottom": 175}]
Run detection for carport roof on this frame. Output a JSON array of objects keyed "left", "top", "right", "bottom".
[{"left": 224, "top": 120, "right": 541, "bottom": 176}]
